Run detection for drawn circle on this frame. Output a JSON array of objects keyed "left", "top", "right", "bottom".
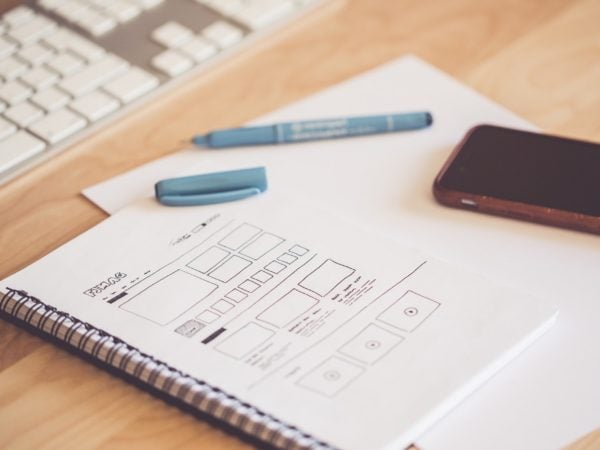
[
  {"left": 404, "top": 307, "right": 419, "bottom": 316},
  {"left": 323, "top": 370, "right": 341, "bottom": 381},
  {"left": 365, "top": 339, "right": 381, "bottom": 350}
]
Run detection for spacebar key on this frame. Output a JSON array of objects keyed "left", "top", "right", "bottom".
[
  {"left": 29, "top": 108, "right": 87, "bottom": 144},
  {"left": 0, "top": 130, "right": 46, "bottom": 175}
]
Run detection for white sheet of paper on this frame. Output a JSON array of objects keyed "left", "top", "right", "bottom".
[
  {"left": 83, "top": 56, "right": 600, "bottom": 449},
  {"left": 1, "top": 194, "right": 557, "bottom": 450}
]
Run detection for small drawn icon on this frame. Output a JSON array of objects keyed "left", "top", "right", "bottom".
[
  {"left": 324, "top": 370, "right": 341, "bottom": 381},
  {"left": 404, "top": 307, "right": 419, "bottom": 317},
  {"left": 365, "top": 340, "right": 381, "bottom": 350}
]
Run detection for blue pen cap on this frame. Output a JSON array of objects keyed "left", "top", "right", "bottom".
[{"left": 155, "top": 167, "right": 268, "bottom": 206}]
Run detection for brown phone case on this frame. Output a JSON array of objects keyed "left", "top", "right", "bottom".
[{"left": 433, "top": 125, "right": 600, "bottom": 235}]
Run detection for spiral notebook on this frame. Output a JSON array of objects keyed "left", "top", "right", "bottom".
[{"left": 0, "top": 194, "right": 557, "bottom": 449}]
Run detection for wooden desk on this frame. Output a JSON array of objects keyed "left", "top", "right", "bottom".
[{"left": 1, "top": 0, "right": 599, "bottom": 448}]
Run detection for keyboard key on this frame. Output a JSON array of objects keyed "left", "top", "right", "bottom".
[
  {"left": 31, "top": 87, "right": 70, "bottom": 112},
  {"left": 0, "top": 80, "right": 33, "bottom": 105},
  {"left": 4, "top": 101, "right": 44, "bottom": 127},
  {"left": 29, "top": 108, "right": 86, "bottom": 144},
  {"left": 44, "top": 29, "right": 106, "bottom": 62},
  {"left": 53, "top": 1, "right": 90, "bottom": 23},
  {"left": 0, "top": 56, "right": 29, "bottom": 81},
  {"left": 202, "top": 21, "right": 243, "bottom": 49},
  {"left": 38, "top": 0, "right": 63, "bottom": 10},
  {"left": 17, "top": 43, "right": 54, "bottom": 66},
  {"left": 3, "top": 6, "right": 35, "bottom": 27},
  {"left": 20, "top": 66, "right": 59, "bottom": 91},
  {"left": 234, "top": 1, "right": 295, "bottom": 30},
  {"left": 9, "top": 15, "right": 57, "bottom": 46},
  {"left": 129, "top": 0, "right": 165, "bottom": 9},
  {"left": 180, "top": 36, "right": 218, "bottom": 63},
  {"left": 70, "top": 90, "right": 119, "bottom": 122},
  {"left": 59, "top": 54, "right": 128, "bottom": 97},
  {"left": 102, "top": 67, "right": 159, "bottom": 103},
  {"left": 152, "top": 21, "right": 193, "bottom": 48},
  {"left": 76, "top": 7, "right": 117, "bottom": 37},
  {"left": 45, "top": 52, "right": 85, "bottom": 77},
  {"left": 151, "top": 50, "right": 193, "bottom": 77},
  {"left": 0, "top": 130, "right": 46, "bottom": 175},
  {"left": 0, "top": 116, "right": 17, "bottom": 140},
  {"left": 100, "top": 0, "right": 141, "bottom": 23},
  {"left": 0, "top": 37, "right": 17, "bottom": 59}
]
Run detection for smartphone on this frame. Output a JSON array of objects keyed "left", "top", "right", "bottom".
[{"left": 433, "top": 125, "right": 600, "bottom": 234}]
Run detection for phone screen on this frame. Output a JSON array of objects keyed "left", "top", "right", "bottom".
[{"left": 438, "top": 126, "right": 600, "bottom": 216}]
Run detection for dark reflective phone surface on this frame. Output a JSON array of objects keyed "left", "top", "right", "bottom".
[{"left": 438, "top": 125, "right": 600, "bottom": 216}]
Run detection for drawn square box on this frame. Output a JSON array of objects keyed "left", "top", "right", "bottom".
[
  {"left": 219, "top": 223, "right": 261, "bottom": 250},
  {"left": 289, "top": 245, "right": 309, "bottom": 256},
  {"left": 238, "top": 279, "right": 260, "bottom": 293},
  {"left": 264, "top": 261, "right": 286, "bottom": 274},
  {"left": 212, "top": 299, "right": 234, "bottom": 314},
  {"left": 240, "top": 233, "right": 284, "bottom": 259},
  {"left": 251, "top": 270, "right": 273, "bottom": 283},
  {"left": 209, "top": 255, "right": 252, "bottom": 282},
  {"left": 174, "top": 319, "right": 205, "bottom": 337},
  {"left": 377, "top": 290, "right": 440, "bottom": 332},
  {"left": 120, "top": 270, "right": 217, "bottom": 325},
  {"left": 299, "top": 259, "right": 355, "bottom": 297},
  {"left": 277, "top": 253, "right": 297, "bottom": 264},
  {"left": 225, "top": 289, "right": 247, "bottom": 303},
  {"left": 297, "top": 356, "right": 364, "bottom": 397},
  {"left": 257, "top": 289, "right": 318, "bottom": 328},
  {"left": 215, "top": 323, "right": 274, "bottom": 359},
  {"left": 196, "top": 310, "right": 220, "bottom": 323},
  {"left": 187, "top": 246, "right": 229, "bottom": 273},
  {"left": 338, "top": 324, "right": 403, "bottom": 365}
]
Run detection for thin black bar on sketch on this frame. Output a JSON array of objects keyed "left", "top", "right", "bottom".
[
  {"left": 202, "top": 327, "right": 227, "bottom": 344},
  {"left": 107, "top": 292, "right": 127, "bottom": 304}
]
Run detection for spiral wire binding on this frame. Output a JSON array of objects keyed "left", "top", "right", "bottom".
[{"left": 1, "top": 288, "right": 335, "bottom": 450}]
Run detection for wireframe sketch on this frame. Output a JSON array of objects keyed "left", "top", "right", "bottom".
[
  {"left": 225, "top": 289, "right": 247, "bottom": 303},
  {"left": 288, "top": 245, "right": 309, "bottom": 256},
  {"left": 120, "top": 270, "right": 217, "bottom": 325},
  {"left": 377, "top": 290, "right": 440, "bottom": 332},
  {"left": 215, "top": 322, "right": 274, "bottom": 359},
  {"left": 212, "top": 299, "right": 234, "bottom": 314},
  {"left": 297, "top": 356, "right": 365, "bottom": 397},
  {"left": 298, "top": 259, "right": 355, "bottom": 296},
  {"left": 240, "top": 232, "right": 284, "bottom": 259},
  {"left": 174, "top": 319, "right": 205, "bottom": 338},
  {"left": 251, "top": 270, "right": 273, "bottom": 283},
  {"left": 264, "top": 261, "right": 286, "bottom": 274},
  {"left": 238, "top": 279, "right": 260, "bottom": 293},
  {"left": 187, "top": 246, "right": 230, "bottom": 273},
  {"left": 219, "top": 223, "right": 262, "bottom": 250},
  {"left": 196, "top": 310, "right": 220, "bottom": 324},
  {"left": 277, "top": 253, "right": 297, "bottom": 264},
  {"left": 208, "top": 255, "right": 252, "bottom": 282},
  {"left": 257, "top": 289, "right": 319, "bottom": 328},
  {"left": 338, "top": 323, "right": 404, "bottom": 365}
]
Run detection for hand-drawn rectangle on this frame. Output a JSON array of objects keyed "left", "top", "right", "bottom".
[
  {"left": 225, "top": 289, "right": 247, "bottom": 303},
  {"left": 289, "top": 245, "right": 309, "bottom": 256},
  {"left": 215, "top": 323, "right": 274, "bottom": 359},
  {"left": 377, "top": 290, "right": 441, "bottom": 332},
  {"left": 257, "top": 289, "right": 318, "bottom": 328},
  {"left": 121, "top": 270, "right": 217, "bottom": 325},
  {"left": 240, "top": 233, "right": 284, "bottom": 259},
  {"left": 251, "top": 270, "right": 273, "bottom": 283},
  {"left": 264, "top": 261, "right": 286, "bottom": 274},
  {"left": 277, "top": 253, "right": 297, "bottom": 264},
  {"left": 174, "top": 319, "right": 205, "bottom": 337},
  {"left": 338, "top": 323, "right": 404, "bottom": 365},
  {"left": 298, "top": 259, "right": 355, "bottom": 296},
  {"left": 187, "top": 246, "right": 229, "bottom": 273},
  {"left": 297, "top": 356, "right": 364, "bottom": 397},
  {"left": 212, "top": 299, "right": 234, "bottom": 313},
  {"left": 238, "top": 279, "right": 260, "bottom": 293},
  {"left": 196, "top": 310, "right": 220, "bottom": 323},
  {"left": 209, "top": 256, "right": 252, "bottom": 282},
  {"left": 219, "top": 223, "right": 261, "bottom": 250}
]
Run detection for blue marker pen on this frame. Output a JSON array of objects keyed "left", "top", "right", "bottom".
[{"left": 192, "top": 112, "right": 433, "bottom": 148}]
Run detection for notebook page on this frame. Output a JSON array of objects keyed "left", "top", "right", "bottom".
[{"left": 1, "top": 194, "right": 556, "bottom": 450}]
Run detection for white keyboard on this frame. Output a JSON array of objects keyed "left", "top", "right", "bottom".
[{"left": 0, "top": 0, "right": 326, "bottom": 185}]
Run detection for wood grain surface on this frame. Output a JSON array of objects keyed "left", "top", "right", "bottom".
[{"left": 1, "top": 0, "right": 599, "bottom": 449}]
